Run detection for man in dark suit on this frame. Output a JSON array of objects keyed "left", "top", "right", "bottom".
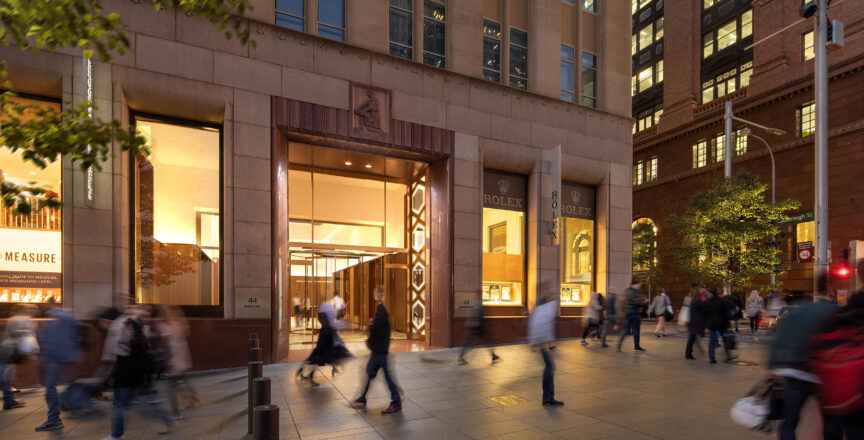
[{"left": 352, "top": 287, "right": 402, "bottom": 414}]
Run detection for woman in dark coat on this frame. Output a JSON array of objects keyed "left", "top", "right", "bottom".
[{"left": 296, "top": 303, "right": 352, "bottom": 386}]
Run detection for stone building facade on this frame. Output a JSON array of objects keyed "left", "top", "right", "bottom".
[{"left": 0, "top": 0, "right": 632, "bottom": 369}]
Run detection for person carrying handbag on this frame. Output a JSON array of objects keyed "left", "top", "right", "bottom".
[
  {"left": 651, "top": 288, "right": 672, "bottom": 337},
  {"left": 0, "top": 304, "right": 39, "bottom": 410}
]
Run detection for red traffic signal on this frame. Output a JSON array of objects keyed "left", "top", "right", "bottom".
[{"left": 833, "top": 265, "right": 851, "bottom": 279}]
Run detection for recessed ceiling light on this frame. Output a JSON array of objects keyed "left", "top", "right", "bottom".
[
  {"left": 29, "top": 171, "right": 36, "bottom": 175},
  {"left": 365, "top": 164, "right": 372, "bottom": 168},
  {"left": 344, "top": 161, "right": 352, "bottom": 166}
]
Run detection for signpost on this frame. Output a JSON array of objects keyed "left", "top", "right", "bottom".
[{"left": 550, "top": 145, "right": 561, "bottom": 246}]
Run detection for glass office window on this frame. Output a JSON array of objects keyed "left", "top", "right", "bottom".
[
  {"left": 803, "top": 30, "right": 815, "bottom": 61},
  {"left": 483, "top": 20, "right": 502, "bottom": 82},
  {"left": 638, "top": 24, "right": 653, "bottom": 51},
  {"left": 741, "top": 9, "right": 753, "bottom": 39},
  {"left": 717, "top": 19, "right": 738, "bottom": 51},
  {"left": 702, "top": 33, "right": 714, "bottom": 58},
  {"left": 647, "top": 156, "right": 658, "bottom": 182},
  {"left": 704, "top": 0, "right": 714, "bottom": 9},
  {"left": 735, "top": 129, "right": 748, "bottom": 156},
  {"left": 482, "top": 171, "right": 526, "bottom": 306},
  {"left": 390, "top": 0, "right": 413, "bottom": 59},
  {"left": 318, "top": 0, "right": 345, "bottom": 41},
  {"left": 423, "top": 0, "right": 446, "bottom": 68},
  {"left": 637, "top": 65, "right": 652, "bottom": 92},
  {"left": 797, "top": 101, "right": 815, "bottom": 137},
  {"left": 134, "top": 117, "right": 221, "bottom": 306},
  {"left": 692, "top": 140, "right": 708, "bottom": 168},
  {"left": 740, "top": 61, "right": 753, "bottom": 88},
  {"left": 631, "top": 34, "right": 638, "bottom": 56},
  {"left": 655, "top": 17, "right": 664, "bottom": 41},
  {"left": 583, "top": 0, "right": 596, "bottom": 13},
  {"left": 714, "top": 134, "right": 726, "bottom": 163},
  {"left": 276, "top": 0, "right": 304, "bottom": 31},
  {"left": 509, "top": 28, "right": 528, "bottom": 89},
  {"left": 654, "top": 59, "right": 663, "bottom": 83},
  {"left": 561, "top": 45, "right": 575, "bottom": 102},
  {"left": 581, "top": 52, "right": 597, "bottom": 107}
]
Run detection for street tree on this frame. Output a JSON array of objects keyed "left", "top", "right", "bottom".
[
  {"left": 0, "top": 0, "right": 252, "bottom": 215},
  {"left": 667, "top": 171, "right": 800, "bottom": 292},
  {"left": 632, "top": 218, "right": 659, "bottom": 295}
]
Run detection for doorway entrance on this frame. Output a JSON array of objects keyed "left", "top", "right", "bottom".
[{"left": 286, "top": 142, "right": 429, "bottom": 349}]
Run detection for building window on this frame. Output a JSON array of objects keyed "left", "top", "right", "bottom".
[
  {"left": 740, "top": 61, "right": 753, "bottom": 88},
  {"left": 741, "top": 9, "right": 753, "bottom": 39},
  {"left": 716, "top": 19, "right": 738, "bottom": 51},
  {"left": 654, "top": 106, "right": 663, "bottom": 125},
  {"left": 702, "top": 33, "right": 714, "bottom": 58},
  {"left": 702, "top": 65, "right": 749, "bottom": 103},
  {"left": 803, "top": 30, "right": 815, "bottom": 61},
  {"left": 655, "top": 59, "right": 664, "bottom": 83},
  {"left": 583, "top": 0, "right": 596, "bottom": 13},
  {"left": 483, "top": 20, "right": 502, "bottom": 82},
  {"left": 581, "top": 52, "right": 597, "bottom": 108},
  {"left": 423, "top": 0, "right": 446, "bottom": 68},
  {"left": 647, "top": 156, "right": 658, "bottom": 182},
  {"left": 704, "top": 0, "right": 715, "bottom": 9},
  {"left": 635, "top": 108, "right": 653, "bottom": 132},
  {"left": 561, "top": 45, "right": 576, "bottom": 102},
  {"left": 482, "top": 170, "right": 526, "bottom": 306},
  {"left": 317, "top": 0, "right": 345, "bottom": 41},
  {"left": 638, "top": 23, "right": 653, "bottom": 51},
  {"left": 703, "top": 10, "right": 752, "bottom": 59},
  {"left": 133, "top": 116, "right": 222, "bottom": 307},
  {"left": 509, "top": 28, "right": 528, "bottom": 89},
  {"left": 735, "top": 129, "right": 748, "bottom": 156},
  {"left": 655, "top": 17, "right": 664, "bottom": 41},
  {"left": 560, "top": 183, "right": 595, "bottom": 306},
  {"left": 692, "top": 140, "right": 708, "bottom": 168},
  {"left": 633, "top": 160, "right": 644, "bottom": 185},
  {"left": 631, "top": 74, "right": 637, "bottom": 96},
  {"left": 637, "top": 65, "right": 653, "bottom": 92},
  {"left": 713, "top": 133, "right": 726, "bottom": 163},
  {"left": 631, "top": 34, "right": 638, "bottom": 56},
  {"left": 797, "top": 101, "right": 815, "bottom": 137},
  {"left": 0, "top": 98, "right": 63, "bottom": 305},
  {"left": 389, "top": 0, "right": 413, "bottom": 59},
  {"left": 275, "top": 0, "right": 304, "bottom": 31}
]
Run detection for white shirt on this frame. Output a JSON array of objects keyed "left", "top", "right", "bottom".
[
  {"left": 101, "top": 315, "right": 134, "bottom": 362},
  {"left": 528, "top": 300, "right": 558, "bottom": 346}
]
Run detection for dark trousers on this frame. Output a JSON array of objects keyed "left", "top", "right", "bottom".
[
  {"left": 616, "top": 315, "right": 641, "bottom": 350},
  {"left": 685, "top": 331, "right": 704, "bottom": 357},
  {"left": 708, "top": 330, "right": 730, "bottom": 361},
  {"left": 357, "top": 353, "right": 400, "bottom": 406},
  {"left": 749, "top": 317, "right": 759, "bottom": 331},
  {"left": 541, "top": 349, "right": 555, "bottom": 402},
  {"left": 582, "top": 320, "right": 600, "bottom": 340},
  {"left": 780, "top": 377, "right": 815, "bottom": 440},
  {"left": 459, "top": 328, "right": 496, "bottom": 360},
  {"left": 823, "top": 409, "right": 864, "bottom": 440},
  {"left": 41, "top": 361, "right": 62, "bottom": 423}
]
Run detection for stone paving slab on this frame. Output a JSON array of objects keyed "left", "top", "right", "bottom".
[{"left": 0, "top": 327, "right": 822, "bottom": 439}]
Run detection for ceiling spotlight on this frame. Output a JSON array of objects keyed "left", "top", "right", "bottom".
[
  {"left": 344, "top": 161, "right": 352, "bottom": 166},
  {"left": 29, "top": 171, "right": 37, "bottom": 175},
  {"left": 364, "top": 164, "right": 372, "bottom": 168}
]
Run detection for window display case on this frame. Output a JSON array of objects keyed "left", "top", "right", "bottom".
[
  {"left": 560, "top": 182, "right": 595, "bottom": 306},
  {"left": 482, "top": 170, "right": 526, "bottom": 307}
]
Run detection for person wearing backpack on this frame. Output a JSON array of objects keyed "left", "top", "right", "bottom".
[
  {"left": 809, "top": 291, "right": 864, "bottom": 440},
  {"left": 767, "top": 294, "right": 837, "bottom": 440}
]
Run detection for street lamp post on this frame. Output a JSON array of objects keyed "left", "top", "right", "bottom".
[{"left": 742, "top": 128, "right": 779, "bottom": 287}]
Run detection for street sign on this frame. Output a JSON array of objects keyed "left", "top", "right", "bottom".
[{"left": 798, "top": 241, "right": 813, "bottom": 262}]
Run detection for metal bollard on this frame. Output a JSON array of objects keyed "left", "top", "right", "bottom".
[
  {"left": 252, "top": 377, "right": 271, "bottom": 410},
  {"left": 249, "top": 332, "right": 258, "bottom": 341},
  {"left": 247, "top": 361, "right": 263, "bottom": 434},
  {"left": 253, "top": 405, "right": 279, "bottom": 440},
  {"left": 249, "top": 347, "right": 263, "bottom": 362},
  {"left": 249, "top": 337, "right": 260, "bottom": 349}
]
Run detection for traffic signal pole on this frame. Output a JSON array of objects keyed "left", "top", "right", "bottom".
[{"left": 814, "top": 0, "right": 829, "bottom": 294}]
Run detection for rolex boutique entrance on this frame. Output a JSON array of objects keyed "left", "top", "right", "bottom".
[{"left": 285, "top": 142, "right": 430, "bottom": 348}]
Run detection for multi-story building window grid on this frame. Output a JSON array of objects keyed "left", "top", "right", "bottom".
[
  {"left": 317, "top": 0, "right": 345, "bottom": 42},
  {"left": 797, "top": 101, "right": 816, "bottom": 137},
  {"left": 692, "top": 140, "right": 708, "bottom": 168},
  {"left": 803, "top": 30, "right": 815, "bottom": 61},
  {"left": 702, "top": 9, "right": 752, "bottom": 59},
  {"left": 713, "top": 133, "right": 725, "bottom": 163},
  {"left": 635, "top": 60, "right": 663, "bottom": 94},
  {"left": 509, "top": 28, "right": 528, "bottom": 89},
  {"left": 561, "top": 45, "right": 576, "bottom": 102},
  {"left": 581, "top": 52, "right": 597, "bottom": 108},
  {"left": 647, "top": 156, "right": 658, "bottom": 182},
  {"left": 735, "top": 129, "right": 747, "bottom": 156},
  {"left": 276, "top": 0, "right": 304, "bottom": 31},
  {"left": 389, "top": 0, "right": 413, "bottom": 59},
  {"left": 701, "top": 61, "right": 752, "bottom": 104},
  {"left": 632, "top": 0, "right": 651, "bottom": 15},
  {"left": 634, "top": 17, "right": 663, "bottom": 55},
  {"left": 423, "top": 0, "right": 446, "bottom": 68},
  {"left": 483, "top": 20, "right": 502, "bottom": 83}
]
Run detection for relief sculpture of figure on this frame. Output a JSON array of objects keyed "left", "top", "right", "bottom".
[{"left": 354, "top": 90, "right": 381, "bottom": 131}]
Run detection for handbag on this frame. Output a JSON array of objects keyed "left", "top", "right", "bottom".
[
  {"left": 722, "top": 330, "right": 737, "bottom": 350},
  {"left": 17, "top": 332, "right": 40, "bottom": 356},
  {"left": 730, "top": 378, "right": 783, "bottom": 432},
  {"left": 678, "top": 306, "right": 690, "bottom": 326}
]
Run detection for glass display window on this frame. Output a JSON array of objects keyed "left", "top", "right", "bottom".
[
  {"left": 560, "top": 182, "right": 595, "bottom": 306},
  {"left": 0, "top": 97, "right": 63, "bottom": 305},
  {"left": 482, "top": 170, "right": 526, "bottom": 306}
]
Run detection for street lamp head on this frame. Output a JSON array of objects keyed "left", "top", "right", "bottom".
[
  {"left": 767, "top": 128, "right": 787, "bottom": 136},
  {"left": 800, "top": 2, "right": 818, "bottom": 19},
  {"left": 739, "top": 127, "right": 753, "bottom": 136}
]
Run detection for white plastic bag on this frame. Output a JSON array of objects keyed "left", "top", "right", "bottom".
[
  {"left": 17, "top": 332, "right": 40, "bottom": 355},
  {"left": 677, "top": 306, "right": 690, "bottom": 326},
  {"left": 730, "top": 396, "right": 769, "bottom": 430}
]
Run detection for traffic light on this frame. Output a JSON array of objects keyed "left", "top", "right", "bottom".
[{"left": 834, "top": 265, "right": 851, "bottom": 279}]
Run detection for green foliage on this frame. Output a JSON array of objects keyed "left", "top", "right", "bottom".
[
  {"left": 0, "top": 0, "right": 252, "bottom": 214},
  {"left": 667, "top": 171, "right": 800, "bottom": 291},
  {"left": 632, "top": 218, "right": 661, "bottom": 295}
]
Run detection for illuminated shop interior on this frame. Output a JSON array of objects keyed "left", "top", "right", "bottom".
[
  {"left": 561, "top": 217, "right": 594, "bottom": 305},
  {"left": 481, "top": 208, "right": 524, "bottom": 306}
]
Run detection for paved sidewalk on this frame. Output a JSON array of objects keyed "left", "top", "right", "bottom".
[{"left": 0, "top": 330, "right": 822, "bottom": 440}]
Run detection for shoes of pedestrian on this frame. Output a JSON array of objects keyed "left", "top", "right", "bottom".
[
  {"left": 3, "top": 400, "right": 25, "bottom": 410},
  {"left": 457, "top": 358, "right": 468, "bottom": 365},
  {"left": 685, "top": 355, "right": 696, "bottom": 360},
  {"left": 491, "top": 354, "right": 501, "bottom": 363},
  {"left": 35, "top": 421, "right": 64, "bottom": 432},
  {"left": 601, "top": 343, "right": 609, "bottom": 348},
  {"left": 710, "top": 359, "right": 717, "bottom": 364},
  {"left": 725, "top": 353, "right": 740, "bottom": 362},
  {"left": 158, "top": 423, "right": 174, "bottom": 435},
  {"left": 381, "top": 404, "right": 402, "bottom": 414},
  {"left": 102, "top": 436, "right": 124, "bottom": 440},
  {"left": 635, "top": 347, "right": 647, "bottom": 352},
  {"left": 616, "top": 347, "right": 622, "bottom": 352},
  {"left": 654, "top": 333, "right": 661, "bottom": 338},
  {"left": 580, "top": 340, "right": 588, "bottom": 346},
  {"left": 351, "top": 399, "right": 367, "bottom": 409},
  {"left": 542, "top": 400, "right": 564, "bottom": 406}
]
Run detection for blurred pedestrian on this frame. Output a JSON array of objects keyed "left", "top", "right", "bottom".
[
  {"left": 103, "top": 306, "right": 174, "bottom": 440},
  {"left": 296, "top": 303, "right": 352, "bottom": 386},
  {"left": 458, "top": 298, "right": 500, "bottom": 364},
  {"left": 650, "top": 288, "right": 671, "bottom": 337},
  {"left": 352, "top": 287, "right": 402, "bottom": 414},
  {"left": 765, "top": 289, "right": 785, "bottom": 327},
  {"left": 34, "top": 300, "right": 81, "bottom": 432},
  {"left": 809, "top": 291, "right": 864, "bottom": 439},
  {"left": 617, "top": 280, "right": 647, "bottom": 352},
  {"left": 581, "top": 292, "right": 603, "bottom": 346},
  {"left": 767, "top": 293, "right": 837, "bottom": 440},
  {"left": 745, "top": 290, "right": 763, "bottom": 333},
  {"left": 0, "top": 304, "right": 38, "bottom": 410},
  {"left": 156, "top": 306, "right": 200, "bottom": 417},
  {"left": 723, "top": 291, "right": 743, "bottom": 333},
  {"left": 600, "top": 291, "right": 617, "bottom": 348},
  {"left": 706, "top": 288, "right": 734, "bottom": 364},
  {"left": 332, "top": 290, "right": 346, "bottom": 321},
  {"left": 684, "top": 288, "right": 707, "bottom": 360},
  {"left": 293, "top": 293, "right": 303, "bottom": 328},
  {"left": 528, "top": 281, "right": 562, "bottom": 406}
]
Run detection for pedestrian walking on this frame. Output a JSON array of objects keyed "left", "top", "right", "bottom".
[
  {"left": 332, "top": 290, "right": 346, "bottom": 321},
  {"left": 600, "top": 291, "right": 617, "bottom": 348},
  {"left": 352, "top": 287, "right": 402, "bottom": 414},
  {"left": 767, "top": 294, "right": 838, "bottom": 440},
  {"left": 34, "top": 300, "right": 81, "bottom": 432},
  {"left": 684, "top": 288, "right": 707, "bottom": 360},
  {"left": 293, "top": 293, "right": 303, "bottom": 328},
  {"left": 458, "top": 298, "right": 500, "bottom": 364},
  {"left": 0, "top": 304, "right": 38, "bottom": 410},
  {"left": 581, "top": 292, "right": 603, "bottom": 346},
  {"left": 103, "top": 306, "right": 174, "bottom": 440},
  {"left": 706, "top": 288, "right": 735, "bottom": 364},
  {"left": 649, "top": 288, "right": 672, "bottom": 337},
  {"left": 155, "top": 306, "right": 200, "bottom": 418},
  {"left": 296, "top": 302, "right": 352, "bottom": 386},
  {"left": 617, "top": 280, "right": 647, "bottom": 352},
  {"left": 745, "top": 290, "right": 764, "bottom": 333},
  {"left": 724, "top": 291, "right": 743, "bottom": 333},
  {"left": 528, "top": 281, "right": 562, "bottom": 406}
]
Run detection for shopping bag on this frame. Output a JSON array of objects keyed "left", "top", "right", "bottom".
[
  {"left": 677, "top": 306, "right": 690, "bottom": 326},
  {"left": 17, "top": 332, "right": 40, "bottom": 355}
]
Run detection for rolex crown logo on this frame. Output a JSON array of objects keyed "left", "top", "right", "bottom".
[
  {"left": 498, "top": 179, "right": 510, "bottom": 195},
  {"left": 571, "top": 191, "right": 581, "bottom": 204}
]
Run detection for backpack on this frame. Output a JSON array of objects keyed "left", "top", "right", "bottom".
[{"left": 809, "top": 326, "right": 864, "bottom": 415}]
